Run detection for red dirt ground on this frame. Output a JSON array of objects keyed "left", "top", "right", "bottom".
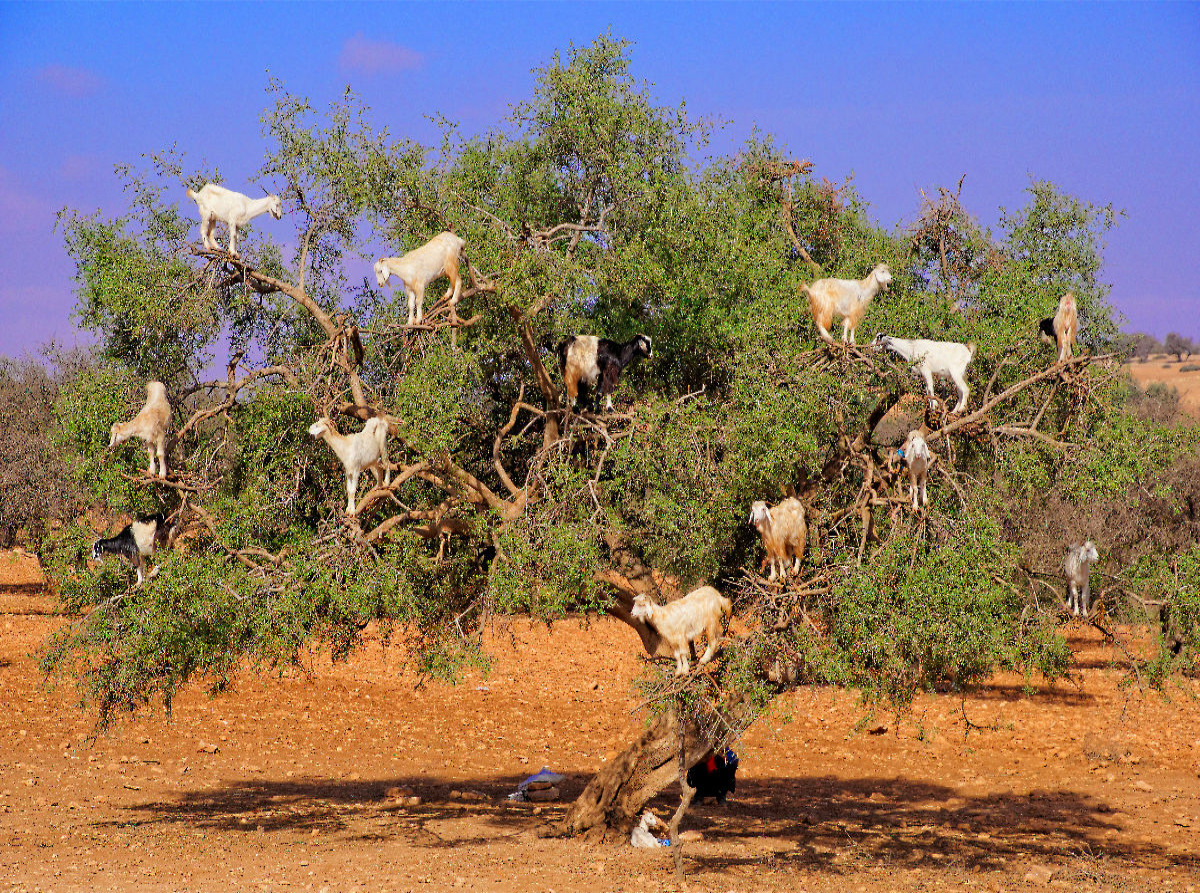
[{"left": 3, "top": 550, "right": 1200, "bottom": 893}]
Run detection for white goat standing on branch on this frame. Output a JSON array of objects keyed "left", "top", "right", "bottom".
[
  {"left": 308, "top": 417, "right": 392, "bottom": 515},
  {"left": 872, "top": 334, "right": 977, "bottom": 414},
  {"left": 186, "top": 184, "right": 283, "bottom": 257},
  {"left": 748, "top": 497, "right": 807, "bottom": 581},
  {"left": 109, "top": 381, "right": 171, "bottom": 477},
  {"left": 801, "top": 263, "right": 892, "bottom": 344},
  {"left": 374, "top": 232, "right": 466, "bottom": 326},
  {"left": 631, "top": 586, "right": 733, "bottom": 676}
]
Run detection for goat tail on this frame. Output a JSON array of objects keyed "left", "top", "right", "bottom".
[
  {"left": 967, "top": 341, "right": 978, "bottom": 359},
  {"left": 367, "top": 416, "right": 389, "bottom": 450}
]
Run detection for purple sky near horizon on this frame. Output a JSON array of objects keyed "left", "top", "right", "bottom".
[{"left": 1, "top": 2, "right": 1197, "bottom": 360}]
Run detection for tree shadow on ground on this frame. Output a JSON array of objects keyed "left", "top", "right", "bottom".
[
  {"left": 115, "top": 771, "right": 1199, "bottom": 878},
  {"left": 646, "top": 774, "right": 1199, "bottom": 877},
  {"left": 114, "top": 773, "right": 578, "bottom": 844}
]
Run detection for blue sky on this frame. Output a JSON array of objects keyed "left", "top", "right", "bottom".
[{"left": 1, "top": 2, "right": 1197, "bottom": 358}]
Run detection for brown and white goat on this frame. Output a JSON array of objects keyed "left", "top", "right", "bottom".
[
  {"left": 748, "top": 497, "right": 807, "bottom": 581},
  {"left": 556, "top": 334, "right": 652, "bottom": 412},
  {"left": 1039, "top": 291, "right": 1078, "bottom": 362},
  {"left": 374, "top": 232, "right": 466, "bottom": 325},
  {"left": 109, "top": 381, "right": 171, "bottom": 477},
  {"left": 631, "top": 585, "right": 733, "bottom": 676},
  {"left": 187, "top": 184, "right": 283, "bottom": 257},
  {"left": 802, "top": 263, "right": 893, "bottom": 344}
]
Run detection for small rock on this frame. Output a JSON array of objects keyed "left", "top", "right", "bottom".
[
  {"left": 406, "top": 795, "right": 422, "bottom": 806},
  {"left": 386, "top": 786, "right": 415, "bottom": 800},
  {"left": 1133, "top": 781, "right": 1153, "bottom": 793},
  {"left": 526, "top": 786, "right": 560, "bottom": 802},
  {"left": 1023, "top": 865, "right": 1056, "bottom": 885},
  {"left": 868, "top": 725, "right": 887, "bottom": 736},
  {"left": 197, "top": 743, "right": 220, "bottom": 754},
  {"left": 678, "top": 829, "right": 703, "bottom": 842}
]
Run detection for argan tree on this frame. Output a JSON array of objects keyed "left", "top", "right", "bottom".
[{"left": 41, "top": 34, "right": 1200, "bottom": 850}]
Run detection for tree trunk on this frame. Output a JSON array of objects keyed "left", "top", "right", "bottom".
[{"left": 543, "top": 708, "right": 712, "bottom": 840}]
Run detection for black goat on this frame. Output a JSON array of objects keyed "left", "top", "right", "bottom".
[
  {"left": 556, "top": 334, "right": 652, "bottom": 412},
  {"left": 686, "top": 748, "right": 739, "bottom": 804},
  {"left": 90, "top": 512, "right": 173, "bottom": 585}
]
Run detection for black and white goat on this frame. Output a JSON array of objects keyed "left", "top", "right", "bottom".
[
  {"left": 90, "top": 512, "right": 174, "bottom": 586},
  {"left": 556, "top": 334, "right": 652, "bottom": 412}
]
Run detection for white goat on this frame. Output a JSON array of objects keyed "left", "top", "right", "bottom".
[
  {"left": 1064, "top": 541, "right": 1100, "bottom": 617},
  {"left": 186, "top": 184, "right": 283, "bottom": 257},
  {"left": 109, "top": 381, "right": 171, "bottom": 477},
  {"left": 872, "top": 334, "right": 977, "bottom": 414},
  {"left": 374, "top": 232, "right": 466, "bottom": 325},
  {"left": 308, "top": 417, "right": 392, "bottom": 515},
  {"left": 748, "top": 497, "right": 807, "bottom": 581},
  {"left": 801, "top": 263, "right": 893, "bottom": 344},
  {"left": 631, "top": 585, "right": 733, "bottom": 676},
  {"left": 898, "top": 430, "right": 932, "bottom": 509}
]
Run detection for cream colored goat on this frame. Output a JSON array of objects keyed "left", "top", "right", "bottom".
[
  {"left": 109, "top": 381, "right": 171, "bottom": 477},
  {"left": 186, "top": 184, "right": 283, "bottom": 257},
  {"left": 748, "top": 497, "right": 807, "bottom": 581},
  {"left": 308, "top": 417, "right": 392, "bottom": 515},
  {"left": 899, "top": 430, "right": 932, "bottom": 509},
  {"left": 374, "top": 232, "right": 466, "bottom": 325},
  {"left": 631, "top": 585, "right": 733, "bottom": 676},
  {"left": 1039, "top": 291, "right": 1079, "bottom": 362},
  {"left": 802, "top": 263, "right": 893, "bottom": 344}
]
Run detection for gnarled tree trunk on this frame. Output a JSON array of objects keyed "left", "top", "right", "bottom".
[{"left": 544, "top": 707, "right": 713, "bottom": 840}]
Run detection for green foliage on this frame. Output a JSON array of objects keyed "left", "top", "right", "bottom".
[{"left": 820, "top": 524, "right": 1070, "bottom": 707}]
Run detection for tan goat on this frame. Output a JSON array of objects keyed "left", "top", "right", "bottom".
[
  {"left": 109, "top": 381, "right": 171, "bottom": 477},
  {"left": 749, "top": 497, "right": 807, "bottom": 581},
  {"left": 801, "top": 263, "right": 892, "bottom": 344},
  {"left": 374, "top": 232, "right": 466, "bottom": 325},
  {"left": 1039, "top": 291, "right": 1078, "bottom": 361},
  {"left": 631, "top": 585, "right": 733, "bottom": 676}
]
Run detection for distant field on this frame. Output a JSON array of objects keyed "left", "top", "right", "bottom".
[{"left": 1124, "top": 354, "right": 1200, "bottom": 415}]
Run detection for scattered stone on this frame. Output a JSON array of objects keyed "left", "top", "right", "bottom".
[
  {"left": 1133, "top": 780, "right": 1153, "bottom": 792},
  {"left": 386, "top": 786, "right": 415, "bottom": 800},
  {"left": 1023, "top": 865, "right": 1056, "bottom": 885},
  {"left": 868, "top": 725, "right": 887, "bottom": 736},
  {"left": 197, "top": 743, "right": 220, "bottom": 754}
]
